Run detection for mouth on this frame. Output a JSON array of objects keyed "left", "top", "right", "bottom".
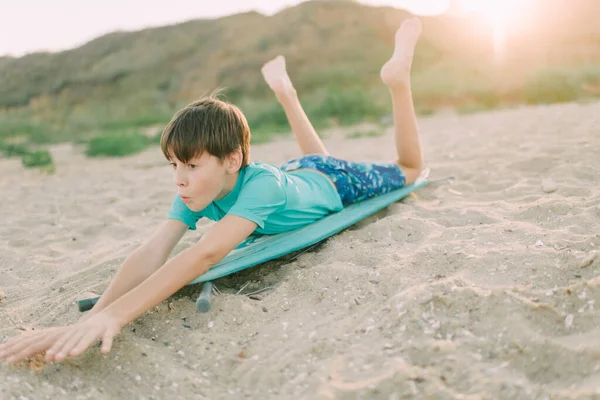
[{"left": 180, "top": 195, "right": 191, "bottom": 202}]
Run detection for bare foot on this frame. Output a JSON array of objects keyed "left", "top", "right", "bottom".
[
  {"left": 261, "top": 55, "right": 297, "bottom": 99},
  {"left": 380, "top": 17, "right": 422, "bottom": 88}
]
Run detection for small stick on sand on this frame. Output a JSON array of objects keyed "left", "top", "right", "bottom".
[
  {"left": 244, "top": 286, "right": 274, "bottom": 297},
  {"left": 236, "top": 281, "right": 250, "bottom": 295},
  {"left": 288, "top": 241, "right": 324, "bottom": 262}
]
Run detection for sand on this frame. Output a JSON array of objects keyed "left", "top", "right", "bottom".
[{"left": 1, "top": 101, "right": 600, "bottom": 399}]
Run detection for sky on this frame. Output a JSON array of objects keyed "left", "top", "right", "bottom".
[{"left": 0, "top": 0, "right": 451, "bottom": 57}]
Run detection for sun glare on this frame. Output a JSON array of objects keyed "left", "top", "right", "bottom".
[{"left": 457, "top": 0, "right": 530, "bottom": 61}]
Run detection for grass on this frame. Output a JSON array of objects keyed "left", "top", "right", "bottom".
[
  {"left": 98, "top": 113, "right": 173, "bottom": 132},
  {"left": 416, "top": 108, "right": 435, "bottom": 116},
  {"left": 22, "top": 150, "right": 55, "bottom": 173},
  {"left": 243, "top": 100, "right": 290, "bottom": 136},
  {"left": 0, "top": 115, "right": 54, "bottom": 143},
  {"left": 86, "top": 132, "right": 151, "bottom": 157},
  {"left": 242, "top": 86, "right": 387, "bottom": 140},
  {"left": 304, "top": 87, "right": 386, "bottom": 126},
  {"left": 522, "top": 65, "right": 600, "bottom": 104},
  {"left": 0, "top": 141, "right": 29, "bottom": 157}
]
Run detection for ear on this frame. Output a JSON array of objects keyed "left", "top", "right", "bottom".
[{"left": 225, "top": 149, "right": 243, "bottom": 173}]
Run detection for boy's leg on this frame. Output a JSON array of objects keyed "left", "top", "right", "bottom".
[
  {"left": 380, "top": 17, "right": 424, "bottom": 185},
  {"left": 261, "top": 56, "right": 329, "bottom": 156}
]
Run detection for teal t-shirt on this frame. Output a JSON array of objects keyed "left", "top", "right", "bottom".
[{"left": 167, "top": 162, "right": 343, "bottom": 235}]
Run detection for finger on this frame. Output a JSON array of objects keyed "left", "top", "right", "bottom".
[
  {"left": 0, "top": 336, "right": 22, "bottom": 357},
  {"left": 0, "top": 333, "right": 50, "bottom": 360},
  {"left": 1, "top": 328, "right": 64, "bottom": 362},
  {"left": 0, "top": 337, "right": 13, "bottom": 352},
  {"left": 5, "top": 335, "right": 59, "bottom": 365},
  {"left": 1, "top": 327, "right": 64, "bottom": 357},
  {"left": 100, "top": 327, "right": 118, "bottom": 354},
  {"left": 68, "top": 328, "right": 103, "bottom": 358},
  {"left": 46, "top": 329, "right": 80, "bottom": 362},
  {"left": 54, "top": 329, "right": 88, "bottom": 362},
  {"left": 0, "top": 331, "right": 40, "bottom": 355}
]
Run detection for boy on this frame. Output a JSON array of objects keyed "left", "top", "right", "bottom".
[{"left": 0, "top": 17, "right": 423, "bottom": 364}]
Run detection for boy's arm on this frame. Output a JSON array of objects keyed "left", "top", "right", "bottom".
[
  {"left": 0, "top": 216, "right": 256, "bottom": 364},
  {"left": 104, "top": 215, "right": 257, "bottom": 327},
  {"left": 86, "top": 219, "right": 188, "bottom": 317}
]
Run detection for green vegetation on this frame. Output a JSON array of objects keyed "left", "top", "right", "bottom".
[
  {"left": 0, "top": 118, "right": 49, "bottom": 142},
  {"left": 0, "top": 141, "right": 28, "bottom": 157},
  {"left": 243, "top": 100, "right": 290, "bottom": 137},
  {"left": 86, "top": 132, "right": 151, "bottom": 157},
  {"left": 522, "top": 65, "right": 600, "bottom": 104},
  {"left": 417, "top": 108, "right": 435, "bottom": 116},
  {"left": 21, "top": 150, "right": 55, "bottom": 173},
  {"left": 243, "top": 87, "right": 386, "bottom": 141},
  {"left": 306, "top": 88, "right": 386, "bottom": 126},
  {"left": 0, "top": 140, "right": 55, "bottom": 173}
]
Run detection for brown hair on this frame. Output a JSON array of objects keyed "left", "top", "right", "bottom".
[{"left": 160, "top": 93, "right": 251, "bottom": 168}]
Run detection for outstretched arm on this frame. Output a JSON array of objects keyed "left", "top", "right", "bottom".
[
  {"left": 100, "top": 215, "right": 256, "bottom": 328},
  {"left": 85, "top": 219, "right": 188, "bottom": 318},
  {"left": 0, "top": 215, "right": 257, "bottom": 364}
]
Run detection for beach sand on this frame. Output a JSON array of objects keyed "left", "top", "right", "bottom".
[{"left": 1, "top": 101, "right": 599, "bottom": 399}]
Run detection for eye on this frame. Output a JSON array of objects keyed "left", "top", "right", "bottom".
[
  {"left": 188, "top": 164, "right": 197, "bottom": 169},
  {"left": 169, "top": 162, "right": 176, "bottom": 169}
]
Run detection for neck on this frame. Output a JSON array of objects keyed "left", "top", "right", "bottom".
[{"left": 215, "top": 170, "right": 240, "bottom": 200}]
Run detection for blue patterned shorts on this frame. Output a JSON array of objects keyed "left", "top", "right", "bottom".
[{"left": 280, "top": 154, "right": 406, "bottom": 206}]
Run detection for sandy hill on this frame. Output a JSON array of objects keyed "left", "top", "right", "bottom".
[{"left": 0, "top": 0, "right": 599, "bottom": 142}]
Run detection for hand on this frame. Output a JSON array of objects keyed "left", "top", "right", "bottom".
[
  {"left": 45, "top": 312, "right": 121, "bottom": 362},
  {"left": 0, "top": 326, "right": 70, "bottom": 365},
  {"left": 0, "top": 312, "right": 121, "bottom": 364}
]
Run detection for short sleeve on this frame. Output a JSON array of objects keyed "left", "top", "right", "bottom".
[
  {"left": 227, "top": 175, "right": 287, "bottom": 229},
  {"left": 167, "top": 195, "right": 204, "bottom": 230}
]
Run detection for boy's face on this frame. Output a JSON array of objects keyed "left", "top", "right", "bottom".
[{"left": 169, "top": 151, "right": 239, "bottom": 212}]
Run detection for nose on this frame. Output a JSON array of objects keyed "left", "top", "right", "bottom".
[{"left": 174, "top": 168, "right": 187, "bottom": 188}]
